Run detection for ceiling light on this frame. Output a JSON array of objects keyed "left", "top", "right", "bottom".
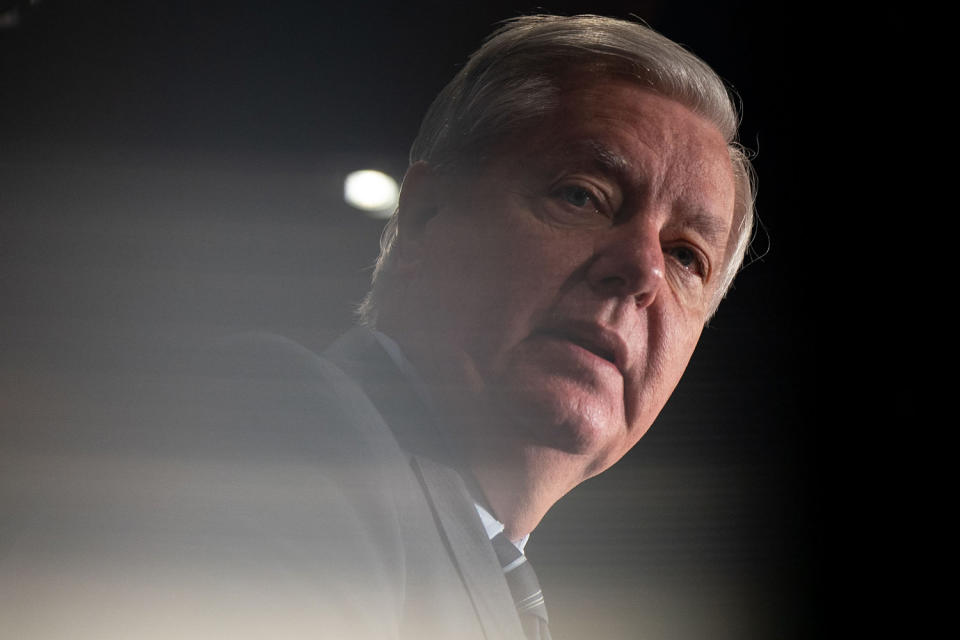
[{"left": 344, "top": 170, "right": 399, "bottom": 218}]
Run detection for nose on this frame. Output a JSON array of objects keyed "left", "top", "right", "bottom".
[{"left": 585, "top": 221, "right": 665, "bottom": 308}]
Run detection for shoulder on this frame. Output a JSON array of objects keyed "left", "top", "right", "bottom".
[
  {"left": 183, "top": 329, "right": 403, "bottom": 466},
  {"left": 1, "top": 331, "right": 414, "bottom": 638}
]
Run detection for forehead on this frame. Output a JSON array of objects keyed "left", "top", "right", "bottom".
[{"left": 493, "top": 79, "right": 736, "bottom": 223}]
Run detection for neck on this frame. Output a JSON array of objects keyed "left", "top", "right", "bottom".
[
  {"left": 468, "top": 442, "right": 583, "bottom": 539},
  {"left": 378, "top": 317, "right": 586, "bottom": 539}
]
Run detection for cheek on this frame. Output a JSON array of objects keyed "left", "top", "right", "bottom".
[
  {"left": 417, "top": 192, "right": 590, "bottom": 374},
  {"left": 414, "top": 223, "right": 537, "bottom": 364},
  {"left": 624, "top": 315, "right": 704, "bottom": 432},
  {"left": 438, "top": 211, "right": 559, "bottom": 286}
]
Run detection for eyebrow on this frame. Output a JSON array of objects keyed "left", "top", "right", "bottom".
[
  {"left": 584, "top": 140, "right": 633, "bottom": 177},
  {"left": 541, "top": 140, "right": 632, "bottom": 178},
  {"left": 677, "top": 209, "right": 731, "bottom": 249}
]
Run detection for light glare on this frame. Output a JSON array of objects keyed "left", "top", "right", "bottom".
[{"left": 344, "top": 170, "right": 399, "bottom": 217}]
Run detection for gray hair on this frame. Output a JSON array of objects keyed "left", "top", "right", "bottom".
[{"left": 358, "top": 14, "right": 755, "bottom": 325}]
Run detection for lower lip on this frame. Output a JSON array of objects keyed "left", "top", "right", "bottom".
[{"left": 535, "top": 334, "right": 620, "bottom": 375}]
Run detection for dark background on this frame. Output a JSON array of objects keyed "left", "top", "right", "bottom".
[{"left": 1, "top": 1, "right": 902, "bottom": 638}]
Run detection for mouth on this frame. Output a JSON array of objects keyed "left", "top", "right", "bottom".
[{"left": 536, "top": 322, "right": 626, "bottom": 373}]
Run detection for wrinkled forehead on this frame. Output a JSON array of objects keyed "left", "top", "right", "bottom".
[
  {"left": 501, "top": 80, "right": 735, "bottom": 206},
  {"left": 459, "top": 69, "right": 730, "bottom": 165}
]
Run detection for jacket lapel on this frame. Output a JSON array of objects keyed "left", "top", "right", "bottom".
[
  {"left": 325, "top": 328, "right": 525, "bottom": 639},
  {"left": 412, "top": 455, "right": 527, "bottom": 640}
]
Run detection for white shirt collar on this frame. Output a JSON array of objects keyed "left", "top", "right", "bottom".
[{"left": 474, "top": 501, "right": 529, "bottom": 553}]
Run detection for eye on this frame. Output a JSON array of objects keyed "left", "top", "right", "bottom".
[
  {"left": 549, "top": 183, "right": 613, "bottom": 220},
  {"left": 666, "top": 245, "right": 707, "bottom": 278},
  {"left": 540, "top": 178, "right": 617, "bottom": 228},
  {"left": 556, "top": 184, "right": 595, "bottom": 209}
]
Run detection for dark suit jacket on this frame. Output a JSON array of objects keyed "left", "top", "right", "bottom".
[
  {"left": 311, "top": 327, "right": 529, "bottom": 639},
  {"left": 0, "top": 328, "right": 526, "bottom": 639}
]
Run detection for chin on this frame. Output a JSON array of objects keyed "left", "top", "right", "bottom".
[{"left": 502, "top": 381, "right": 626, "bottom": 459}]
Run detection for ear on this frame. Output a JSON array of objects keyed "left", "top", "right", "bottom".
[{"left": 394, "top": 161, "right": 440, "bottom": 274}]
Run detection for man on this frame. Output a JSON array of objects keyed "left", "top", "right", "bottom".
[
  {"left": 0, "top": 13, "right": 753, "bottom": 640},
  {"left": 314, "top": 12, "right": 753, "bottom": 638}
]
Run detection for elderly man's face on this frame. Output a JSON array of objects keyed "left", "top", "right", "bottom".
[{"left": 394, "top": 79, "right": 737, "bottom": 489}]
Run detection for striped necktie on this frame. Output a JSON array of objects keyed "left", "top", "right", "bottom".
[{"left": 490, "top": 532, "right": 551, "bottom": 640}]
